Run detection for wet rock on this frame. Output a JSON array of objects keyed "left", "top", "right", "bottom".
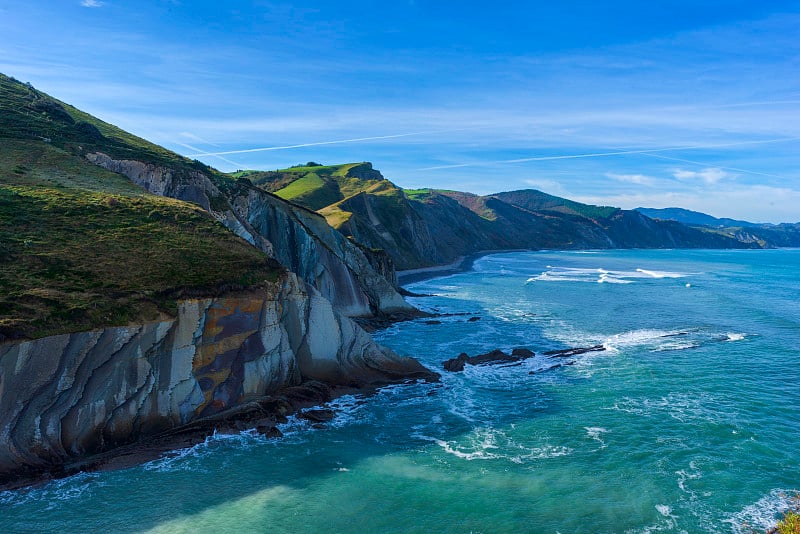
[
  {"left": 256, "top": 424, "right": 283, "bottom": 438},
  {"left": 543, "top": 345, "right": 606, "bottom": 357},
  {"left": 298, "top": 409, "right": 336, "bottom": 423},
  {"left": 528, "top": 361, "right": 575, "bottom": 375},
  {"left": 443, "top": 348, "right": 536, "bottom": 372},
  {"left": 281, "top": 382, "right": 333, "bottom": 409}
]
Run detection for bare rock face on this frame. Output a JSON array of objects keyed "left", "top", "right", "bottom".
[
  {"left": 85, "top": 153, "right": 413, "bottom": 319},
  {"left": 0, "top": 273, "right": 435, "bottom": 479}
]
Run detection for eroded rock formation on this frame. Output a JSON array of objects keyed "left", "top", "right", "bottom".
[
  {"left": 85, "top": 153, "right": 412, "bottom": 318},
  {"left": 0, "top": 272, "right": 435, "bottom": 480}
]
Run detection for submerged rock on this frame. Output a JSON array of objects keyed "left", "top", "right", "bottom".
[
  {"left": 298, "top": 409, "right": 336, "bottom": 423},
  {"left": 542, "top": 345, "right": 606, "bottom": 357}
]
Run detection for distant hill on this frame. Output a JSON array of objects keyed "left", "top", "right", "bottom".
[
  {"left": 635, "top": 207, "right": 760, "bottom": 228},
  {"left": 235, "top": 163, "right": 769, "bottom": 271},
  {"left": 635, "top": 207, "right": 800, "bottom": 248}
]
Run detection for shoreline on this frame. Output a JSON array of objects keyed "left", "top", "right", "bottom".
[
  {"left": 397, "top": 249, "right": 530, "bottom": 286},
  {"left": 0, "top": 381, "right": 390, "bottom": 493}
]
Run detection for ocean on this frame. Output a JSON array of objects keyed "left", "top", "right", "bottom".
[{"left": 2, "top": 249, "right": 799, "bottom": 533}]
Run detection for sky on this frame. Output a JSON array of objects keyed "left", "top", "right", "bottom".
[{"left": 1, "top": 1, "right": 800, "bottom": 222}]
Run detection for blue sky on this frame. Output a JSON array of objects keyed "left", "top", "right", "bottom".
[{"left": 2, "top": 1, "right": 799, "bottom": 222}]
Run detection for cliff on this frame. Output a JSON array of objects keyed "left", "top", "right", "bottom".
[
  {"left": 85, "top": 154, "right": 413, "bottom": 318},
  {"left": 0, "top": 73, "right": 433, "bottom": 485},
  {"left": 248, "top": 161, "right": 761, "bottom": 271},
  {"left": 0, "top": 272, "right": 434, "bottom": 481}
]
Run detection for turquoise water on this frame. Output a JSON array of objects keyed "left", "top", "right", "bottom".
[{"left": 2, "top": 249, "right": 799, "bottom": 533}]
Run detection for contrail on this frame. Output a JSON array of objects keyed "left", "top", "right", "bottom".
[
  {"left": 417, "top": 136, "right": 800, "bottom": 171},
  {"left": 184, "top": 129, "right": 470, "bottom": 157},
  {"left": 176, "top": 142, "right": 244, "bottom": 168}
]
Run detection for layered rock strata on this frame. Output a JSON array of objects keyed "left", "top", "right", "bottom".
[
  {"left": 0, "top": 273, "right": 434, "bottom": 480},
  {"left": 85, "top": 153, "right": 412, "bottom": 318}
]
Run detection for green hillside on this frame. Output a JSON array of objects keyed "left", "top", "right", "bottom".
[
  {"left": 239, "top": 161, "right": 394, "bottom": 224},
  {"left": 235, "top": 160, "right": 764, "bottom": 270},
  {"left": 0, "top": 74, "right": 279, "bottom": 340},
  {"left": 493, "top": 189, "right": 619, "bottom": 219}
]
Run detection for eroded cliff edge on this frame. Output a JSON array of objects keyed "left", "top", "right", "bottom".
[
  {"left": 0, "top": 272, "right": 435, "bottom": 483},
  {"left": 85, "top": 152, "right": 413, "bottom": 319}
]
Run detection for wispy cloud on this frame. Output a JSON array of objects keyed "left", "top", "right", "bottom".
[
  {"left": 638, "top": 152, "right": 788, "bottom": 182},
  {"left": 416, "top": 137, "right": 800, "bottom": 172},
  {"left": 80, "top": 0, "right": 104, "bottom": 7},
  {"left": 672, "top": 168, "right": 730, "bottom": 185},
  {"left": 606, "top": 173, "right": 658, "bottom": 186}
]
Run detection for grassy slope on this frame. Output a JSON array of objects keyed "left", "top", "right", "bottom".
[
  {"left": 492, "top": 189, "right": 619, "bottom": 220},
  {"left": 0, "top": 74, "right": 279, "bottom": 340},
  {"left": 241, "top": 162, "right": 390, "bottom": 228}
]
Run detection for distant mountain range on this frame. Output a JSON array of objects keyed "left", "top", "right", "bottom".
[
  {"left": 634, "top": 207, "right": 761, "bottom": 228},
  {"left": 239, "top": 163, "right": 800, "bottom": 271}
]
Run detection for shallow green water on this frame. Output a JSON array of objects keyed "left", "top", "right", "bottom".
[{"left": 2, "top": 249, "right": 799, "bottom": 533}]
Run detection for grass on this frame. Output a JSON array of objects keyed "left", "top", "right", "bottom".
[
  {"left": 242, "top": 161, "right": 387, "bottom": 213},
  {"left": 273, "top": 172, "right": 342, "bottom": 210},
  {"left": 0, "top": 72, "right": 238, "bottom": 197},
  {"left": 403, "top": 188, "right": 434, "bottom": 199},
  {"left": 773, "top": 494, "right": 800, "bottom": 534},
  {"left": 496, "top": 189, "right": 619, "bottom": 220},
  {"left": 776, "top": 511, "right": 800, "bottom": 534},
  {"left": 318, "top": 205, "right": 353, "bottom": 229},
  {"left": 0, "top": 76, "right": 280, "bottom": 340}
]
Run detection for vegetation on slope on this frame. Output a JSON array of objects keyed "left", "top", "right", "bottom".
[
  {"left": 493, "top": 189, "right": 619, "bottom": 219},
  {"left": 0, "top": 75, "right": 279, "bottom": 340},
  {"left": 0, "top": 73, "right": 223, "bottom": 178}
]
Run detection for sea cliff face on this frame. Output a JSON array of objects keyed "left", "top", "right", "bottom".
[
  {"left": 84, "top": 153, "right": 412, "bottom": 318},
  {"left": 0, "top": 272, "right": 433, "bottom": 480}
]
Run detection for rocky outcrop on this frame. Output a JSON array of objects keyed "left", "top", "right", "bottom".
[
  {"left": 85, "top": 153, "right": 413, "bottom": 318},
  {"left": 442, "top": 345, "right": 607, "bottom": 372},
  {"left": 443, "top": 348, "right": 536, "bottom": 372},
  {"left": 0, "top": 272, "right": 435, "bottom": 480}
]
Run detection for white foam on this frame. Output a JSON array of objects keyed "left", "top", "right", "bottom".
[
  {"left": 415, "top": 428, "right": 572, "bottom": 463},
  {"left": 636, "top": 268, "right": 686, "bottom": 279},
  {"left": 0, "top": 471, "right": 106, "bottom": 510},
  {"left": 725, "top": 333, "right": 746, "bottom": 342},
  {"left": 603, "top": 329, "right": 684, "bottom": 352},
  {"left": 655, "top": 504, "right": 672, "bottom": 517},
  {"left": 528, "top": 266, "right": 689, "bottom": 285},
  {"left": 143, "top": 430, "right": 265, "bottom": 473},
  {"left": 584, "top": 427, "right": 610, "bottom": 449},
  {"left": 675, "top": 461, "right": 703, "bottom": 494}
]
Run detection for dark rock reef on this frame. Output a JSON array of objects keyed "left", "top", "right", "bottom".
[{"left": 443, "top": 345, "right": 605, "bottom": 372}]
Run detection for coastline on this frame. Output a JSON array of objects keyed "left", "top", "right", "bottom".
[
  {"left": 397, "top": 249, "right": 530, "bottom": 286},
  {"left": 0, "top": 381, "right": 382, "bottom": 493}
]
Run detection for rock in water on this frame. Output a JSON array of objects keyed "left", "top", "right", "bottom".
[
  {"left": 542, "top": 345, "right": 606, "bottom": 357},
  {"left": 443, "top": 348, "right": 536, "bottom": 372}
]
